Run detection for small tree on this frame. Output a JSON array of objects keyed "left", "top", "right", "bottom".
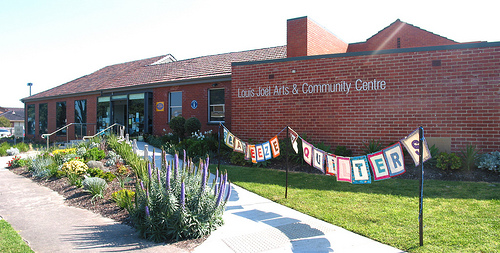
[
  {"left": 185, "top": 117, "right": 201, "bottom": 135},
  {"left": 169, "top": 116, "right": 186, "bottom": 139},
  {"left": 0, "top": 116, "right": 10, "bottom": 127}
]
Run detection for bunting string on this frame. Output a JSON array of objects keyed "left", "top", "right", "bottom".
[{"left": 219, "top": 124, "right": 431, "bottom": 184}]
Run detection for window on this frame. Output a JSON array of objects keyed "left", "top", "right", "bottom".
[
  {"left": 27, "top": 104, "right": 35, "bottom": 135},
  {"left": 209, "top": 89, "right": 225, "bottom": 122},
  {"left": 97, "top": 97, "right": 110, "bottom": 132},
  {"left": 75, "top": 100, "right": 87, "bottom": 137},
  {"left": 128, "top": 93, "right": 145, "bottom": 136},
  {"left": 169, "top": 91, "right": 182, "bottom": 122},
  {"left": 56, "top": 102, "right": 66, "bottom": 135},
  {"left": 39, "top": 103, "right": 48, "bottom": 135}
]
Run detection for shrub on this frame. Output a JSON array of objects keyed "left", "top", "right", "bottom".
[
  {"left": 436, "top": 152, "right": 462, "bottom": 170},
  {"left": 14, "top": 143, "right": 29, "bottom": 153},
  {"left": 61, "top": 159, "right": 88, "bottom": 176},
  {"left": 6, "top": 156, "right": 23, "bottom": 168},
  {"left": 185, "top": 117, "right": 201, "bottom": 135},
  {"left": 6, "top": 147, "right": 19, "bottom": 156},
  {"left": 87, "top": 167, "right": 116, "bottom": 183},
  {"left": 82, "top": 177, "right": 108, "bottom": 201},
  {"left": 334, "top": 145, "right": 352, "bottom": 157},
  {"left": 169, "top": 116, "right": 186, "bottom": 139},
  {"left": 112, "top": 189, "right": 135, "bottom": 211},
  {"left": 83, "top": 147, "right": 106, "bottom": 161},
  {"left": 132, "top": 151, "right": 229, "bottom": 242},
  {"left": 477, "top": 151, "right": 500, "bottom": 173},
  {"left": 460, "top": 144, "right": 480, "bottom": 171},
  {"left": 30, "top": 157, "right": 54, "bottom": 178},
  {"left": 362, "top": 140, "right": 384, "bottom": 154}
]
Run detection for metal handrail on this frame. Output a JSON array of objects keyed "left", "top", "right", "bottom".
[
  {"left": 83, "top": 123, "right": 124, "bottom": 141},
  {"left": 41, "top": 123, "right": 96, "bottom": 150}
]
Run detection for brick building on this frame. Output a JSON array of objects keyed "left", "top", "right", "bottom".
[{"left": 22, "top": 17, "right": 500, "bottom": 154}]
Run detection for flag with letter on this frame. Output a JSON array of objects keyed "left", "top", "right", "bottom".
[
  {"left": 351, "top": 156, "right": 372, "bottom": 184},
  {"left": 225, "top": 131, "right": 235, "bottom": 149},
  {"left": 336, "top": 156, "right": 352, "bottom": 183},
  {"left": 367, "top": 151, "right": 390, "bottom": 181},
  {"left": 262, "top": 141, "right": 272, "bottom": 160},
  {"left": 400, "top": 128, "right": 431, "bottom": 166},
  {"left": 289, "top": 128, "right": 299, "bottom": 154},
  {"left": 249, "top": 145, "right": 257, "bottom": 163},
  {"left": 313, "top": 147, "right": 325, "bottom": 173},
  {"left": 326, "top": 153, "right": 337, "bottom": 176},
  {"left": 255, "top": 144, "right": 265, "bottom": 162},
  {"left": 269, "top": 136, "right": 280, "bottom": 158},
  {"left": 383, "top": 143, "right": 406, "bottom": 177},
  {"left": 233, "top": 137, "right": 244, "bottom": 153},
  {"left": 302, "top": 140, "right": 313, "bottom": 165}
]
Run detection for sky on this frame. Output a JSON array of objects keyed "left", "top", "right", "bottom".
[{"left": 1, "top": 0, "right": 498, "bottom": 108}]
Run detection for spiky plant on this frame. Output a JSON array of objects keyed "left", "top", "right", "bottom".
[{"left": 132, "top": 150, "right": 230, "bottom": 242}]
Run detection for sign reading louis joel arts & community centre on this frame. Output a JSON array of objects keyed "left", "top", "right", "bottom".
[{"left": 237, "top": 79, "right": 387, "bottom": 98}]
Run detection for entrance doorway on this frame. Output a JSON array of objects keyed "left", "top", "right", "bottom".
[{"left": 112, "top": 100, "right": 127, "bottom": 127}]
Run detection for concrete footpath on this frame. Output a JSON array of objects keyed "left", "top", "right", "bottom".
[{"left": 0, "top": 144, "right": 404, "bottom": 253}]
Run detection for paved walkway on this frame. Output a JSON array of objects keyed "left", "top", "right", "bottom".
[{"left": 0, "top": 144, "right": 404, "bottom": 253}]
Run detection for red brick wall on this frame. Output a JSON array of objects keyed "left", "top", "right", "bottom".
[
  {"left": 152, "top": 81, "right": 231, "bottom": 136},
  {"left": 25, "top": 94, "right": 98, "bottom": 141},
  {"left": 231, "top": 43, "right": 500, "bottom": 154},
  {"left": 348, "top": 20, "right": 458, "bottom": 52},
  {"left": 287, "top": 17, "right": 347, "bottom": 58}
]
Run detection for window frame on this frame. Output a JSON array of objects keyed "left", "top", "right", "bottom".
[
  {"left": 168, "top": 91, "right": 182, "bottom": 122},
  {"left": 208, "top": 88, "right": 225, "bottom": 123}
]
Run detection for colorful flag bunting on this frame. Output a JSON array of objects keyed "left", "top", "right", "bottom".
[
  {"left": 313, "top": 147, "right": 325, "bottom": 173},
  {"left": 367, "top": 151, "right": 391, "bottom": 181},
  {"left": 262, "top": 141, "right": 273, "bottom": 160},
  {"left": 326, "top": 153, "right": 337, "bottom": 176},
  {"left": 337, "top": 156, "right": 352, "bottom": 183},
  {"left": 351, "top": 156, "right": 372, "bottom": 184},
  {"left": 269, "top": 136, "right": 280, "bottom": 158},
  {"left": 244, "top": 142, "right": 251, "bottom": 160},
  {"left": 289, "top": 128, "right": 299, "bottom": 154},
  {"left": 383, "top": 143, "right": 406, "bottom": 177},
  {"left": 400, "top": 129, "right": 432, "bottom": 166},
  {"left": 223, "top": 127, "right": 229, "bottom": 144},
  {"left": 302, "top": 140, "right": 313, "bottom": 165}
]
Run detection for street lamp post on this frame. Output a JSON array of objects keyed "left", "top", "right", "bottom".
[{"left": 27, "top": 82, "right": 33, "bottom": 96}]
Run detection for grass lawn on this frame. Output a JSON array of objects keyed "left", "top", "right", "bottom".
[
  {"left": 0, "top": 219, "right": 33, "bottom": 253},
  {"left": 213, "top": 165, "right": 500, "bottom": 252}
]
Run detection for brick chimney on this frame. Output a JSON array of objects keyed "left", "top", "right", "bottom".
[{"left": 287, "top": 16, "right": 348, "bottom": 58}]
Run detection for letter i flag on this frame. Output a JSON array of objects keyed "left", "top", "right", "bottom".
[
  {"left": 313, "top": 147, "right": 325, "bottom": 173},
  {"left": 326, "top": 153, "right": 337, "bottom": 176},
  {"left": 302, "top": 140, "right": 313, "bottom": 165},
  {"left": 289, "top": 128, "right": 299, "bottom": 154},
  {"left": 244, "top": 142, "right": 251, "bottom": 160},
  {"left": 383, "top": 143, "right": 406, "bottom": 177},
  {"left": 269, "top": 136, "right": 280, "bottom": 158},
  {"left": 400, "top": 128, "right": 431, "bottom": 166},
  {"left": 336, "top": 156, "right": 352, "bottom": 183},
  {"left": 367, "top": 151, "right": 390, "bottom": 181},
  {"left": 351, "top": 156, "right": 371, "bottom": 184}
]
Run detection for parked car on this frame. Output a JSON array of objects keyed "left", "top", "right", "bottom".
[{"left": 0, "top": 129, "right": 11, "bottom": 138}]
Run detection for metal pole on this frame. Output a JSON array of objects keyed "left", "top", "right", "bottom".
[
  {"left": 418, "top": 126, "right": 424, "bottom": 246},
  {"left": 285, "top": 126, "right": 289, "bottom": 199}
]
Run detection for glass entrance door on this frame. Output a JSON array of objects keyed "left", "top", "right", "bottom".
[{"left": 112, "top": 100, "right": 127, "bottom": 128}]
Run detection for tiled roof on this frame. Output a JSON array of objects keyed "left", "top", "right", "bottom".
[
  {"left": 24, "top": 46, "right": 287, "bottom": 101},
  {"left": 0, "top": 108, "right": 24, "bottom": 121}
]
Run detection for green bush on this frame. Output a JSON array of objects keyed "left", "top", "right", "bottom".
[
  {"left": 30, "top": 157, "right": 54, "bottom": 179},
  {"left": 477, "top": 151, "right": 500, "bottom": 173},
  {"left": 14, "top": 143, "right": 29, "bottom": 152},
  {"left": 185, "top": 117, "right": 201, "bottom": 135},
  {"left": 436, "top": 152, "right": 462, "bottom": 170},
  {"left": 87, "top": 167, "right": 116, "bottom": 183},
  {"left": 112, "top": 189, "right": 135, "bottom": 211},
  {"left": 334, "top": 145, "right": 352, "bottom": 157},
  {"left": 362, "top": 140, "right": 384, "bottom": 154},
  {"left": 460, "top": 144, "right": 480, "bottom": 170},
  {"left": 169, "top": 116, "right": 186, "bottom": 139},
  {"left": 82, "top": 177, "right": 108, "bottom": 201},
  {"left": 132, "top": 152, "right": 229, "bottom": 242},
  {"left": 83, "top": 147, "right": 106, "bottom": 161},
  {"left": 424, "top": 144, "right": 440, "bottom": 169}
]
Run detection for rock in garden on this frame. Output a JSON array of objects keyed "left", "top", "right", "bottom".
[{"left": 87, "top": 160, "right": 104, "bottom": 170}]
